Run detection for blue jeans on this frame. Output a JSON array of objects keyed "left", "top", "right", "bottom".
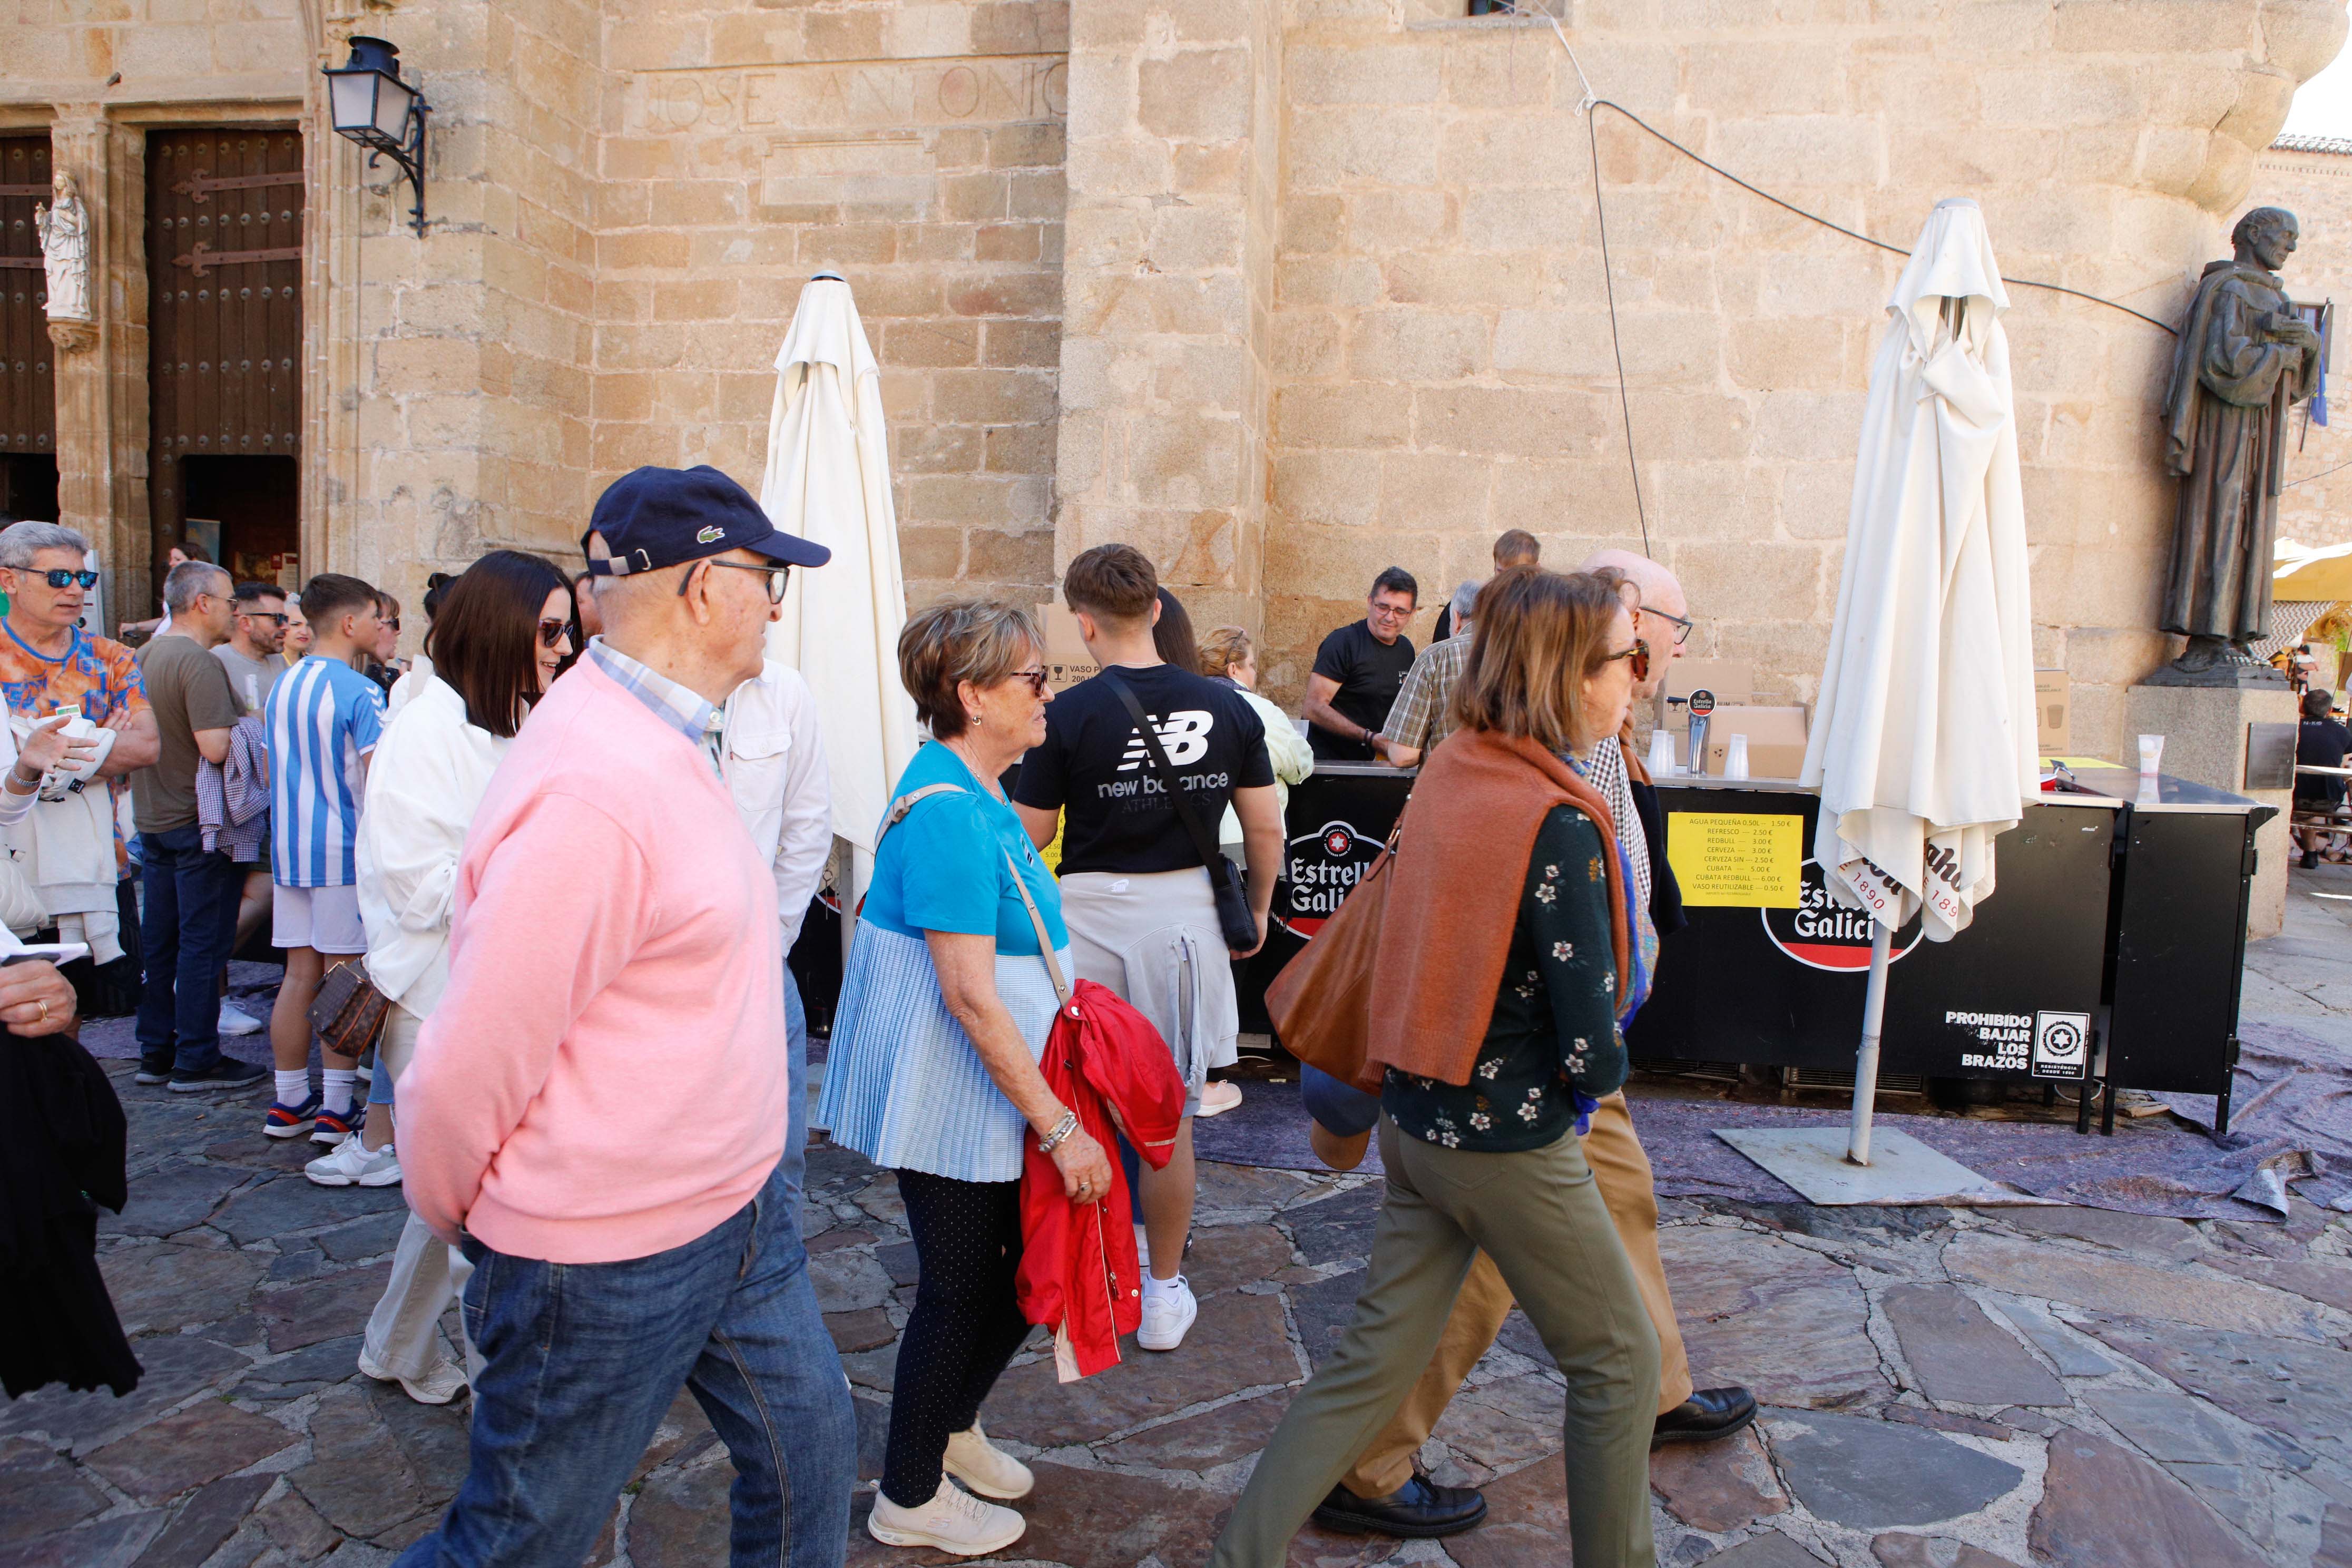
[
  {"left": 1301, "top": 1063, "right": 1383, "bottom": 1137},
  {"left": 781, "top": 968, "right": 808, "bottom": 1224},
  {"left": 394, "top": 1160, "right": 855, "bottom": 1568},
  {"left": 134, "top": 825, "right": 244, "bottom": 1075}
]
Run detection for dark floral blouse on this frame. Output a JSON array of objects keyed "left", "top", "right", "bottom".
[{"left": 1383, "top": 806, "right": 1627, "bottom": 1152}]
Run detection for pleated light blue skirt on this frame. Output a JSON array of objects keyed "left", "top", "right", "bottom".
[{"left": 817, "top": 920, "right": 1066, "bottom": 1184}]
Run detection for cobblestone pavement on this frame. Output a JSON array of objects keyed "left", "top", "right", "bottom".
[{"left": 7, "top": 869, "right": 2352, "bottom": 1568}]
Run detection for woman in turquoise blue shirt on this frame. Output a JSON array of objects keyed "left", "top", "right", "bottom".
[{"left": 820, "top": 599, "right": 1113, "bottom": 1559}]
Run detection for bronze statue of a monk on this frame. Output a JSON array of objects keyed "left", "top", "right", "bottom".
[{"left": 2155, "top": 207, "right": 2321, "bottom": 683}]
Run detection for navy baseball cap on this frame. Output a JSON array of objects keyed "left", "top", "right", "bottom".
[{"left": 582, "top": 465, "right": 830, "bottom": 580}]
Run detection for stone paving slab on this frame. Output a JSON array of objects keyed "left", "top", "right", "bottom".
[
  {"left": 9, "top": 1045, "right": 2352, "bottom": 1567},
  {"left": 1881, "top": 1283, "right": 2067, "bottom": 1408}
]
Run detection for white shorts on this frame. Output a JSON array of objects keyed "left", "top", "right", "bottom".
[{"left": 273, "top": 883, "right": 367, "bottom": 955}]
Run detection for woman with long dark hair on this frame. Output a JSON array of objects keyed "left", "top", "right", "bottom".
[{"left": 325, "top": 550, "right": 575, "bottom": 1404}]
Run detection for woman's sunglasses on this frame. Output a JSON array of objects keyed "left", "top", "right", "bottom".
[
  {"left": 1008, "top": 665, "right": 1049, "bottom": 698},
  {"left": 25, "top": 570, "right": 97, "bottom": 590},
  {"left": 537, "top": 619, "right": 574, "bottom": 650},
  {"left": 1601, "top": 639, "right": 1651, "bottom": 683}
]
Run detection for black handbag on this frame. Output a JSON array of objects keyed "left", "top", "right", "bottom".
[{"left": 1102, "top": 672, "right": 1261, "bottom": 953}]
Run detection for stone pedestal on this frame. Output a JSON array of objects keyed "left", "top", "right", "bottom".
[{"left": 2122, "top": 683, "right": 2297, "bottom": 938}]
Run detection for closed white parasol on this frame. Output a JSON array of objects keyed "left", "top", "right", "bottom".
[
  {"left": 1727, "top": 200, "right": 2037, "bottom": 1196},
  {"left": 760, "top": 273, "right": 922, "bottom": 919}
]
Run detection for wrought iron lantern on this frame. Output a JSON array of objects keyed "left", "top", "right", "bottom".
[{"left": 324, "top": 36, "right": 429, "bottom": 237}]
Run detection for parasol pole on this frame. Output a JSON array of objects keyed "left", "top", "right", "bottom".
[{"left": 1846, "top": 920, "right": 1894, "bottom": 1164}]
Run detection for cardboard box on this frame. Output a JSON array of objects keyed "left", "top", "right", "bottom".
[
  {"left": 1035, "top": 603, "right": 1099, "bottom": 692},
  {"left": 1672, "top": 704, "right": 1810, "bottom": 780},
  {"left": 2034, "top": 668, "right": 2071, "bottom": 753},
  {"left": 1662, "top": 659, "right": 1755, "bottom": 707}
]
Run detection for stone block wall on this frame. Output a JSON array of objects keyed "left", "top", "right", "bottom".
[
  {"left": 595, "top": 0, "right": 1071, "bottom": 610},
  {"left": 1255, "top": 0, "right": 2346, "bottom": 756},
  {"left": 6, "top": 0, "right": 2350, "bottom": 734},
  {"left": 1052, "top": 0, "right": 1281, "bottom": 638}
]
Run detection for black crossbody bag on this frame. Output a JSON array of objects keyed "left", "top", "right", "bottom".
[{"left": 1102, "top": 672, "right": 1261, "bottom": 953}]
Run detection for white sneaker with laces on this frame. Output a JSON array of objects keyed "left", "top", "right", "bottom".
[
  {"left": 867, "top": 1480, "right": 1025, "bottom": 1556},
  {"left": 305, "top": 1139, "right": 402, "bottom": 1188},
  {"left": 217, "top": 1001, "right": 263, "bottom": 1036},
  {"left": 358, "top": 1350, "right": 467, "bottom": 1406},
  {"left": 943, "top": 1423, "right": 1033, "bottom": 1500},
  {"left": 1136, "top": 1275, "right": 1198, "bottom": 1351}
]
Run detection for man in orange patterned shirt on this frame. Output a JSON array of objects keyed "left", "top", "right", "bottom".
[{"left": 0, "top": 522, "right": 158, "bottom": 985}]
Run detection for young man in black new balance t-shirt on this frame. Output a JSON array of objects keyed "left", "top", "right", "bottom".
[{"left": 1013, "top": 545, "right": 1281, "bottom": 1354}]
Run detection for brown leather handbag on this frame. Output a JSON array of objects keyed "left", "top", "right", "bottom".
[
  {"left": 1263, "top": 816, "right": 1404, "bottom": 1096},
  {"left": 307, "top": 957, "right": 391, "bottom": 1059}
]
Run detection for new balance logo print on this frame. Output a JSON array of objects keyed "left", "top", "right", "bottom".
[{"left": 1116, "top": 710, "right": 1213, "bottom": 771}]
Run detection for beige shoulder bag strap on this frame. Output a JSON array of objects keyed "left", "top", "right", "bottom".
[{"left": 876, "top": 782, "right": 1074, "bottom": 1010}]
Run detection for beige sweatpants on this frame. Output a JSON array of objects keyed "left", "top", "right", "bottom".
[{"left": 358, "top": 1004, "right": 478, "bottom": 1383}]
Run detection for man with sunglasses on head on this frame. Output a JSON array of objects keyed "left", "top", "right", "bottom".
[
  {"left": 0, "top": 522, "right": 160, "bottom": 1007},
  {"left": 392, "top": 465, "right": 852, "bottom": 1568}
]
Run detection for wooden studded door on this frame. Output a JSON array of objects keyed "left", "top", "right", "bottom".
[
  {"left": 0, "top": 136, "right": 57, "bottom": 520},
  {"left": 147, "top": 128, "right": 304, "bottom": 587}
]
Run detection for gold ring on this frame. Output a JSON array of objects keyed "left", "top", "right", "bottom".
[{"left": 36, "top": 998, "right": 48, "bottom": 1022}]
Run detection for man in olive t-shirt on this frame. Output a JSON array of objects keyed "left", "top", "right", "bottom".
[{"left": 132, "top": 562, "right": 264, "bottom": 1090}]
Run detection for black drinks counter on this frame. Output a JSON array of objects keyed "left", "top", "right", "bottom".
[{"left": 1231, "top": 761, "right": 2273, "bottom": 1135}]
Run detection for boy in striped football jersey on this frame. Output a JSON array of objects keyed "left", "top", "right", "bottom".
[{"left": 260, "top": 574, "right": 385, "bottom": 1145}]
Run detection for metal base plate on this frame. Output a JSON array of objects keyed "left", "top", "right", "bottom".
[{"left": 1715, "top": 1127, "right": 2046, "bottom": 1207}]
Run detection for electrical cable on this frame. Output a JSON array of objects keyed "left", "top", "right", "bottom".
[
  {"left": 1510, "top": 0, "right": 2183, "bottom": 556},
  {"left": 2284, "top": 454, "right": 2352, "bottom": 490},
  {"left": 1583, "top": 99, "right": 2180, "bottom": 337},
  {"left": 1585, "top": 111, "right": 1650, "bottom": 555}
]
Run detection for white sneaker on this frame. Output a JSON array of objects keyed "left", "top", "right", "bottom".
[
  {"left": 358, "top": 1350, "right": 467, "bottom": 1405},
  {"left": 943, "top": 1423, "right": 1033, "bottom": 1500},
  {"left": 305, "top": 1139, "right": 401, "bottom": 1188},
  {"left": 867, "top": 1480, "right": 1025, "bottom": 1556},
  {"left": 1197, "top": 1080, "right": 1243, "bottom": 1118},
  {"left": 217, "top": 1001, "right": 263, "bottom": 1036},
  {"left": 1136, "top": 1275, "right": 1198, "bottom": 1351}
]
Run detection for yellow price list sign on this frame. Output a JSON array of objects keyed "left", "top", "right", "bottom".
[{"left": 1667, "top": 811, "right": 1802, "bottom": 908}]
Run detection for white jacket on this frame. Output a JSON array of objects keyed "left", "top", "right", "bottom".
[
  {"left": 1218, "top": 685, "right": 1314, "bottom": 851},
  {"left": 386, "top": 651, "right": 435, "bottom": 718},
  {"left": 356, "top": 673, "right": 509, "bottom": 1014},
  {"left": 722, "top": 659, "right": 831, "bottom": 949}
]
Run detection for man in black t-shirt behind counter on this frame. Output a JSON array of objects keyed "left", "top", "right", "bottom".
[
  {"left": 1304, "top": 566, "right": 1419, "bottom": 762},
  {"left": 1013, "top": 545, "right": 1282, "bottom": 1355}
]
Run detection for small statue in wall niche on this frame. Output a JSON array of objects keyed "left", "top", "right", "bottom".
[
  {"left": 35, "top": 170, "right": 95, "bottom": 353},
  {"left": 2151, "top": 205, "right": 2319, "bottom": 687}
]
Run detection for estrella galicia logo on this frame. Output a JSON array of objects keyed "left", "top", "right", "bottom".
[
  {"left": 2032, "top": 1011, "right": 2091, "bottom": 1080},
  {"left": 1760, "top": 858, "right": 1925, "bottom": 973},
  {"left": 1278, "top": 820, "right": 1381, "bottom": 938}
]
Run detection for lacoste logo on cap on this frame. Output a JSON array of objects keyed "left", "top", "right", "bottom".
[{"left": 696, "top": 525, "right": 725, "bottom": 544}]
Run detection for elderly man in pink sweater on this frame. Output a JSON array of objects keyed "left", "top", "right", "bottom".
[{"left": 392, "top": 466, "right": 854, "bottom": 1568}]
